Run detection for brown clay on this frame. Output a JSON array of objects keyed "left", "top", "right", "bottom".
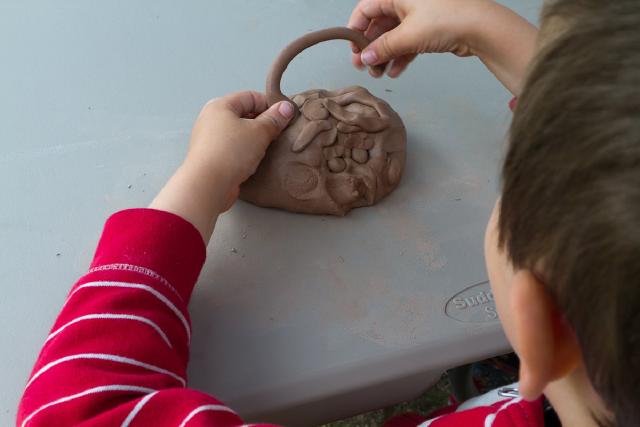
[
  {"left": 266, "top": 27, "right": 385, "bottom": 114},
  {"left": 240, "top": 28, "right": 407, "bottom": 216}
]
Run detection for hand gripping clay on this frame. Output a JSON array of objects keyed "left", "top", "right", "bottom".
[{"left": 240, "top": 28, "right": 407, "bottom": 216}]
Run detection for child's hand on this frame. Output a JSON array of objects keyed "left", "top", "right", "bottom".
[
  {"left": 348, "top": 0, "right": 538, "bottom": 94},
  {"left": 186, "top": 91, "right": 294, "bottom": 198},
  {"left": 150, "top": 91, "right": 294, "bottom": 242},
  {"left": 349, "top": 0, "right": 485, "bottom": 77}
]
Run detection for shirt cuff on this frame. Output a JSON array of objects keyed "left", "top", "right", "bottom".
[{"left": 90, "top": 208, "right": 206, "bottom": 302}]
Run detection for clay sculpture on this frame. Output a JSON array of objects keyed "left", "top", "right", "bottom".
[{"left": 240, "top": 27, "right": 407, "bottom": 216}]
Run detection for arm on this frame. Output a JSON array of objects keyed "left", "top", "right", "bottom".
[
  {"left": 348, "top": 0, "right": 538, "bottom": 95},
  {"left": 17, "top": 92, "right": 293, "bottom": 427},
  {"left": 150, "top": 92, "right": 294, "bottom": 243},
  {"left": 469, "top": 1, "right": 539, "bottom": 95}
]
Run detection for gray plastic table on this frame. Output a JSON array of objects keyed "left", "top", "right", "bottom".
[{"left": 0, "top": 1, "right": 539, "bottom": 425}]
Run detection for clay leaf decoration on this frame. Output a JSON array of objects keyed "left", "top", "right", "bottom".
[
  {"left": 301, "top": 98, "right": 330, "bottom": 120},
  {"left": 291, "top": 120, "right": 335, "bottom": 153},
  {"left": 291, "top": 88, "right": 392, "bottom": 155},
  {"left": 323, "top": 99, "right": 384, "bottom": 133},
  {"left": 324, "top": 87, "right": 391, "bottom": 132},
  {"left": 337, "top": 122, "right": 362, "bottom": 133}
]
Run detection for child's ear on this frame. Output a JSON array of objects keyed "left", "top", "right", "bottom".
[{"left": 511, "top": 270, "right": 582, "bottom": 400}]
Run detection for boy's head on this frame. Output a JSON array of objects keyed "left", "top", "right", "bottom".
[{"left": 484, "top": 0, "right": 640, "bottom": 425}]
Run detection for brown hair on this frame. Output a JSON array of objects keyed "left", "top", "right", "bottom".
[{"left": 499, "top": 0, "right": 640, "bottom": 425}]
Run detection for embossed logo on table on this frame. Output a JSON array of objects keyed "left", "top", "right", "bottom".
[{"left": 445, "top": 281, "right": 498, "bottom": 323}]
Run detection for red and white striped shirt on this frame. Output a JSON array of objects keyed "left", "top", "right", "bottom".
[{"left": 18, "top": 208, "right": 543, "bottom": 427}]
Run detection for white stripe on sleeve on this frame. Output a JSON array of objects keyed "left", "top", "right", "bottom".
[
  {"left": 120, "top": 391, "right": 158, "bottom": 427},
  {"left": 21, "top": 385, "right": 155, "bottom": 427},
  {"left": 45, "top": 313, "right": 173, "bottom": 348},
  {"left": 86, "top": 264, "right": 183, "bottom": 302},
  {"left": 417, "top": 415, "right": 444, "bottom": 427},
  {"left": 178, "top": 404, "right": 237, "bottom": 427},
  {"left": 68, "top": 281, "right": 190, "bottom": 342},
  {"left": 25, "top": 353, "right": 185, "bottom": 390},
  {"left": 484, "top": 397, "right": 523, "bottom": 427}
]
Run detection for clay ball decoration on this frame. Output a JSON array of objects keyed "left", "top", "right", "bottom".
[{"left": 240, "top": 28, "right": 407, "bottom": 216}]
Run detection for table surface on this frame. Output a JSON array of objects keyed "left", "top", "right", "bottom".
[{"left": 0, "top": 0, "right": 539, "bottom": 424}]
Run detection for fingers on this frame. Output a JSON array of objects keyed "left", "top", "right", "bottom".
[
  {"left": 349, "top": 1, "right": 414, "bottom": 70},
  {"left": 363, "top": 16, "right": 398, "bottom": 74},
  {"left": 352, "top": 14, "right": 399, "bottom": 73},
  {"left": 368, "top": 62, "right": 388, "bottom": 78},
  {"left": 253, "top": 101, "right": 295, "bottom": 140},
  {"left": 364, "top": 15, "right": 399, "bottom": 41},
  {"left": 349, "top": 0, "right": 396, "bottom": 62},
  {"left": 352, "top": 51, "right": 366, "bottom": 70},
  {"left": 349, "top": 0, "right": 400, "bottom": 72},
  {"left": 387, "top": 53, "right": 416, "bottom": 78},
  {"left": 349, "top": 0, "right": 399, "bottom": 35},
  {"left": 200, "top": 93, "right": 293, "bottom": 140},
  {"left": 210, "top": 91, "right": 270, "bottom": 118},
  {"left": 360, "top": 22, "right": 414, "bottom": 66}
]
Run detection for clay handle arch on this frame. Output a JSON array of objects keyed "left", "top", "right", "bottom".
[{"left": 266, "top": 27, "right": 378, "bottom": 111}]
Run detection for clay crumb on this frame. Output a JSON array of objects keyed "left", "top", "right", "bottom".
[
  {"left": 385, "top": 89, "right": 392, "bottom": 93},
  {"left": 56, "top": 252, "right": 61, "bottom": 257},
  {"left": 127, "top": 184, "right": 132, "bottom": 189},
  {"left": 231, "top": 248, "right": 238, "bottom": 254}
]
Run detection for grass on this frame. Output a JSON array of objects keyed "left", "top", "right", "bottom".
[
  {"left": 322, "top": 354, "right": 519, "bottom": 427},
  {"left": 322, "top": 374, "right": 452, "bottom": 427}
]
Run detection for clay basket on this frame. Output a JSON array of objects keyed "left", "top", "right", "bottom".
[{"left": 240, "top": 27, "right": 407, "bottom": 216}]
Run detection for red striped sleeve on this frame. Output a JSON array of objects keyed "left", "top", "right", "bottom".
[
  {"left": 383, "top": 396, "right": 543, "bottom": 427},
  {"left": 17, "top": 208, "right": 281, "bottom": 427}
]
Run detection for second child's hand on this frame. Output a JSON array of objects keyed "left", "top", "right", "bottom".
[{"left": 348, "top": 0, "right": 538, "bottom": 95}]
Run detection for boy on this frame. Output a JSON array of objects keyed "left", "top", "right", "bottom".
[
  {"left": 352, "top": 0, "right": 639, "bottom": 425},
  {"left": 17, "top": 0, "right": 639, "bottom": 426}
]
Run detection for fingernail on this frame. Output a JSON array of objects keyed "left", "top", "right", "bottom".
[
  {"left": 361, "top": 49, "right": 377, "bottom": 65},
  {"left": 279, "top": 101, "right": 294, "bottom": 118}
]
